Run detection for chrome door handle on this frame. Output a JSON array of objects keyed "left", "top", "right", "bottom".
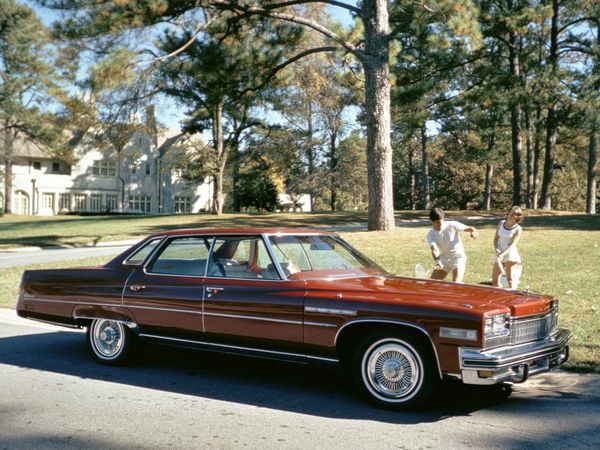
[
  {"left": 129, "top": 285, "right": 146, "bottom": 292},
  {"left": 206, "top": 286, "right": 224, "bottom": 298}
]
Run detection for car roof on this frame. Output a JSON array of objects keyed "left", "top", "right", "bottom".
[{"left": 149, "top": 227, "right": 336, "bottom": 238}]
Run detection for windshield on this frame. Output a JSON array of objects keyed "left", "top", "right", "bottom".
[{"left": 268, "top": 235, "right": 386, "bottom": 276}]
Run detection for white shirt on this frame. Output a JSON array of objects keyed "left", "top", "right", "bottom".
[{"left": 426, "top": 220, "right": 467, "bottom": 258}]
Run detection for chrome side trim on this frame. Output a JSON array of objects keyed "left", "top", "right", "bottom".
[
  {"left": 304, "top": 321, "right": 338, "bottom": 328},
  {"left": 204, "top": 311, "right": 302, "bottom": 325},
  {"left": 138, "top": 333, "right": 338, "bottom": 363},
  {"left": 22, "top": 298, "right": 122, "bottom": 309},
  {"left": 123, "top": 304, "right": 203, "bottom": 315},
  {"left": 305, "top": 306, "right": 357, "bottom": 316},
  {"left": 335, "top": 318, "right": 442, "bottom": 379}
]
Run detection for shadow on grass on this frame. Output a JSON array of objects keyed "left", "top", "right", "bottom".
[{"left": 0, "top": 330, "right": 522, "bottom": 424}]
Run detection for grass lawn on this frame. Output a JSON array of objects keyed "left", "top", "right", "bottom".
[{"left": 1, "top": 210, "right": 598, "bottom": 373}]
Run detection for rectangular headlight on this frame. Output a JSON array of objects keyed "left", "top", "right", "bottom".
[{"left": 484, "top": 313, "right": 510, "bottom": 338}]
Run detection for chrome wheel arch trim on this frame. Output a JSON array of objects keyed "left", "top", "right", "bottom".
[
  {"left": 75, "top": 315, "right": 139, "bottom": 332},
  {"left": 335, "top": 318, "right": 442, "bottom": 379}
]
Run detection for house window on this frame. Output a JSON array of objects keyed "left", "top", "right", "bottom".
[
  {"left": 130, "top": 164, "right": 137, "bottom": 174},
  {"left": 174, "top": 196, "right": 191, "bottom": 213},
  {"left": 73, "top": 194, "right": 87, "bottom": 211},
  {"left": 105, "top": 194, "right": 118, "bottom": 211},
  {"left": 14, "top": 191, "right": 30, "bottom": 215},
  {"left": 41, "top": 193, "right": 54, "bottom": 210},
  {"left": 90, "top": 194, "right": 102, "bottom": 211},
  {"left": 129, "top": 195, "right": 151, "bottom": 213},
  {"left": 92, "top": 160, "right": 116, "bottom": 176},
  {"left": 59, "top": 193, "right": 71, "bottom": 211},
  {"left": 33, "top": 161, "right": 41, "bottom": 171},
  {"left": 50, "top": 161, "right": 72, "bottom": 175},
  {"left": 145, "top": 162, "right": 151, "bottom": 175}
]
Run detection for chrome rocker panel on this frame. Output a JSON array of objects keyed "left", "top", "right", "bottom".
[{"left": 459, "top": 328, "right": 571, "bottom": 385}]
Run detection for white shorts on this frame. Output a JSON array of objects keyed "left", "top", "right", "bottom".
[{"left": 439, "top": 254, "right": 466, "bottom": 272}]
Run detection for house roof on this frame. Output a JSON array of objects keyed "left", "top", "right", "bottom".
[{"left": 12, "top": 138, "right": 52, "bottom": 159}]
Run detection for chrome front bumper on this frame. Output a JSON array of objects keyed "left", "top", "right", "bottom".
[{"left": 459, "top": 328, "right": 571, "bottom": 385}]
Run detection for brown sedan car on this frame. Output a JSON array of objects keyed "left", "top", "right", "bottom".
[{"left": 16, "top": 228, "right": 571, "bottom": 409}]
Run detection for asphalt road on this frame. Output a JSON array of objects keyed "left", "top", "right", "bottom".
[
  {"left": 1, "top": 309, "right": 599, "bottom": 449},
  {"left": 0, "top": 241, "right": 138, "bottom": 268}
]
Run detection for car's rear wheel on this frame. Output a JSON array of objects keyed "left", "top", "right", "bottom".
[
  {"left": 87, "top": 319, "right": 134, "bottom": 365},
  {"left": 352, "top": 331, "right": 436, "bottom": 410}
]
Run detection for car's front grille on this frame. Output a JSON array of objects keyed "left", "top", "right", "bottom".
[{"left": 484, "top": 308, "right": 558, "bottom": 350}]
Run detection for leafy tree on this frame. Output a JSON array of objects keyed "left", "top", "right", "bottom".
[
  {"left": 38, "top": 0, "right": 481, "bottom": 230},
  {"left": 0, "top": 0, "right": 70, "bottom": 213},
  {"left": 237, "top": 155, "right": 282, "bottom": 211},
  {"left": 156, "top": 18, "right": 300, "bottom": 214}
]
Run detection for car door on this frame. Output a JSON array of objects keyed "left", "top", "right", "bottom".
[
  {"left": 202, "top": 235, "right": 306, "bottom": 355},
  {"left": 123, "top": 235, "right": 211, "bottom": 339}
]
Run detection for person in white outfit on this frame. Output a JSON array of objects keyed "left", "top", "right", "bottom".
[
  {"left": 492, "top": 206, "right": 523, "bottom": 289},
  {"left": 426, "top": 207, "right": 478, "bottom": 283}
]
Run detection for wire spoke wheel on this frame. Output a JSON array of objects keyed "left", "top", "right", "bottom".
[
  {"left": 87, "top": 319, "right": 134, "bottom": 365},
  {"left": 354, "top": 333, "right": 433, "bottom": 409},
  {"left": 367, "top": 343, "right": 420, "bottom": 398},
  {"left": 92, "top": 319, "right": 124, "bottom": 358}
]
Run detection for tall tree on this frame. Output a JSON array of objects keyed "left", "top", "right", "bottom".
[
  {"left": 1, "top": 0, "right": 69, "bottom": 213},
  {"left": 39, "top": 0, "right": 481, "bottom": 230},
  {"left": 156, "top": 19, "right": 298, "bottom": 214}
]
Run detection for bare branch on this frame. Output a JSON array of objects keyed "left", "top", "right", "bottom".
[
  {"left": 153, "top": 17, "right": 215, "bottom": 62},
  {"left": 210, "top": 0, "right": 361, "bottom": 59}
]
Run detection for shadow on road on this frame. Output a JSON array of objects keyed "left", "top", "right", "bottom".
[{"left": 0, "top": 330, "right": 521, "bottom": 424}]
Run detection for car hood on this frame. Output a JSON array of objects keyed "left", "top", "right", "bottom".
[{"left": 302, "top": 273, "right": 555, "bottom": 317}]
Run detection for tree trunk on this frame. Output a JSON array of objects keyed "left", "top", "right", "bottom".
[
  {"left": 540, "top": 0, "right": 560, "bottom": 210},
  {"left": 2, "top": 123, "right": 14, "bottom": 214},
  {"left": 212, "top": 101, "right": 227, "bottom": 215},
  {"left": 525, "top": 106, "right": 533, "bottom": 208},
  {"left": 420, "top": 124, "right": 430, "bottom": 209},
  {"left": 483, "top": 163, "right": 494, "bottom": 211},
  {"left": 532, "top": 106, "right": 543, "bottom": 209},
  {"left": 329, "top": 130, "right": 338, "bottom": 211},
  {"left": 362, "top": 0, "right": 394, "bottom": 231},
  {"left": 587, "top": 124, "right": 598, "bottom": 214},
  {"left": 408, "top": 143, "right": 416, "bottom": 210},
  {"left": 231, "top": 144, "right": 241, "bottom": 212},
  {"left": 509, "top": 27, "right": 524, "bottom": 207},
  {"left": 483, "top": 132, "right": 495, "bottom": 211}
]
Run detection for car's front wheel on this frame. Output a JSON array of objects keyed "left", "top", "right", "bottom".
[
  {"left": 352, "top": 331, "right": 436, "bottom": 410},
  {"left": 87, "top": 319, "right": 135, "bottom": 365}
]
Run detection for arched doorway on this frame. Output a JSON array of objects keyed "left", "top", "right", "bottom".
[{"left": 14, "top": 190, "right": 30, "bottom": 215}]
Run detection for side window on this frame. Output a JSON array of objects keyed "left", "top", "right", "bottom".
[
  {"left": 269, "top": 236, "right": 311, "bottom": 271},
  {"left": 147, "top": 236, "right": 212, "bottom": 276},
  {"left": 124, "top": 238, "right": 162, "bottom": 265},
  {"left": 207, "top": 236, "right": 280, "bottom": 280}
]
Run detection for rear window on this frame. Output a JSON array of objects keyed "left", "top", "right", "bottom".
[{"left": 124, "top": 238, "right": 162, "bottom": 265}]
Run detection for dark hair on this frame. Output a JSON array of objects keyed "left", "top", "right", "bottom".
[{"left": 429, "top": 207, "right": 444, "bottom": 222}]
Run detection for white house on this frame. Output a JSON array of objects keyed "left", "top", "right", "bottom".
[{"left": 1, "top": 126, "right": 213, "bottom": 216}]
